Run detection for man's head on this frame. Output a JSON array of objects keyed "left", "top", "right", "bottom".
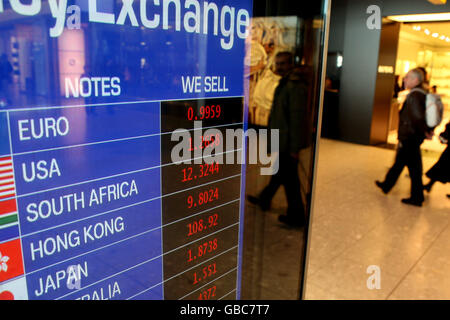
[
  {"left": 274, "top": 51, "right": 294, "bottom": 77},
  {"left": 404, "top": 68, "right": 424, "bottom": 90}
]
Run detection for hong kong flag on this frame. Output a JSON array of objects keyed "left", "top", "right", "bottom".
[{"left": 0, "top": 239, "right": 24, "bottom": 283}]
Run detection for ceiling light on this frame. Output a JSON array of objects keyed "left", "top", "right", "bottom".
[
  {"left": 387, "top": 12, "right": 450, "bottom": 22},
  {"left": 432, "top": 32, "right": 439, "bottom": 37},
  {"left": 440, "top": 35, "right": 446, "bottom": 40},
  {"left": 427, "top": 0, "right": 447, "bottom": 4},
  {"left": 446, "top": 37, "right": 450, "bottom": 42},
  {"left": 424, "top": 29, "right": 430, "bottom": 35}
]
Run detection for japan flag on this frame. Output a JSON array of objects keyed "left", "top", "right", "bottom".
[{"left": 0, "top": 277, "right": 28, "bottom": 300}]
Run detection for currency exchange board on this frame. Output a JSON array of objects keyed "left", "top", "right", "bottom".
[{"left": 0, "top": 0, "right": 251, "bottom": 300}]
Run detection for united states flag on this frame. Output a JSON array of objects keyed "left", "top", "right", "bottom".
[
  {"left": 0, "top": 157, "right": 15, "bottom": 200},
  {"left": 0, "top": 157, "right": 18, "bottom": 243}
]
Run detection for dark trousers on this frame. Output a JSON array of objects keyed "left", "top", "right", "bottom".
[
  {"left": 383, "top": 139, "right": 424, "bottom": 202},
  {"left": 259, "top": 152, "right": 305, "bottom": 220}
]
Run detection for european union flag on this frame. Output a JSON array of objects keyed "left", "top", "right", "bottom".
[{"left": 0, "top": 112, "right": 10, "bottom": 156}]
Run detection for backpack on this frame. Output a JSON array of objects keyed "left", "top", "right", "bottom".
[{"left": 409, "top": 88, "right": 444, "bottom": 128}]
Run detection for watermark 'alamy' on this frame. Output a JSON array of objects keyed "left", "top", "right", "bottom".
[
  {"left": 1, "top": 1, "right": 82, "bottom": 36},
  {"left": 66, "top": 264, "right": 83, "bottom": 290},
  {"left": 366, "top": 265, "right": 381, "bottom": 290},
  {"left": 366, "top": 5, "right": 381, "bottom": 30},
  {"left": 171, "top": 121, "right": 279, "bottom": 175}
]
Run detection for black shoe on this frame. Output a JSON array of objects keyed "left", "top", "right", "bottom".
[
  {"left": 375, "top": 180, "right": 389, "bottom": 194},
  {"left": 246, "top": 195, "right": 270, "bottom": 211},
  {"left": 278, "top": 214, "right": 305, "bottom": 227},
  {"left": 401, "top": 198, "right": 423, "bottom": 207}
]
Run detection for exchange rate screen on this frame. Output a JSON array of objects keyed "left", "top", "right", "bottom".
[{"left": 0, "top": 0, "right": 251, "bottom": 300}]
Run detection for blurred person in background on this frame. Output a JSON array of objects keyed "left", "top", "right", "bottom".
[
  {"left": 423, "top": 121, "right": 449, "bottom": 198},
  {"left": 376, "top": 68, "right": 433, "bottom": 207}
]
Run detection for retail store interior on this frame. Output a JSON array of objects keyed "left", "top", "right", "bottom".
[{"left": 388, "top": 20, "right": 450, "bottom": 154}]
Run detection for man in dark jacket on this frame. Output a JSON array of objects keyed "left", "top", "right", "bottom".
[
  {"left": 248, "top": 51, "right": 308, "bottom": 226},
  {"left": 376, "top": 68, "right": 431, "bottom": 206}
]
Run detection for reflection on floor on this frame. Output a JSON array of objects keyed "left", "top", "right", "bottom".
[
  {"left": 241, "top": 161, "right": 305, "bottom": 300},
  {"left": 305, "top": 139, "right": 450, "bottom": 300}
]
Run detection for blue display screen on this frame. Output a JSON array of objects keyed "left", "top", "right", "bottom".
[{"left": 0, "top": 0, "right": 251, "bottom": 300}]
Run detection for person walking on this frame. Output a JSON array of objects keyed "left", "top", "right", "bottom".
[
  {"left": 423, "top": 121, "right": 450, "bottom": 197},
  {"left": 247, "top": 51, "right": 309, "bottom": 226},
  {"left": 375, "top": 68, "right": 432, "bottom": 207}
]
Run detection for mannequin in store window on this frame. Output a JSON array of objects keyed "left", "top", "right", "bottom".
[{"left": 375, "top": 68, "right": 433, "bottom": 207}]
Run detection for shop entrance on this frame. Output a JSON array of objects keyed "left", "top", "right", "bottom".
[
  {"left": 389, "top": 20, "right": 450, "bottom": 154},
  {"left": 372, "top": 14, "right": 450, "bottom": 154}
]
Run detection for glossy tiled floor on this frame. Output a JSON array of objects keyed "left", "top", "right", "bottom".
[{"left": 304, "top": 139, "right": 450, "bottom": 300}]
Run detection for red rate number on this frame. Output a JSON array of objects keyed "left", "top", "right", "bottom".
[
  {"left": 192, "top": 262, "right": 217, "bottom": 285},
  {"left": 188, "top": 134, "right": 221, "bottom": 151},
  {"left": 198, "top": 286, "right": 216, "bottom": 300},
  {"left": 182, "top": 163, "right": 220, "bottom": 183},
  {"left": 187, "top": 238, "right": 219, "bottom": 263},
  {"left": 187, "top": 187, "right": 219, "bottom": 209},
  {"left": 187, "top": 105, "right": 221, "bottom": 121},
  {"left": 187, "top": 213, "right": 219, "bottom": 237}
]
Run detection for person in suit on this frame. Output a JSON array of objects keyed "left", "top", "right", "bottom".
[
  {"left": 247, "top": 51, "right": 309, "bottom": 226},
  {"left": 375, "top": 68, "right": 432, "bottom": 207}
]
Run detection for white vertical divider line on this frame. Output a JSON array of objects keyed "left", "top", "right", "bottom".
[{"left": 159, "top": 101, "right": 165, "bottom": 300}]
